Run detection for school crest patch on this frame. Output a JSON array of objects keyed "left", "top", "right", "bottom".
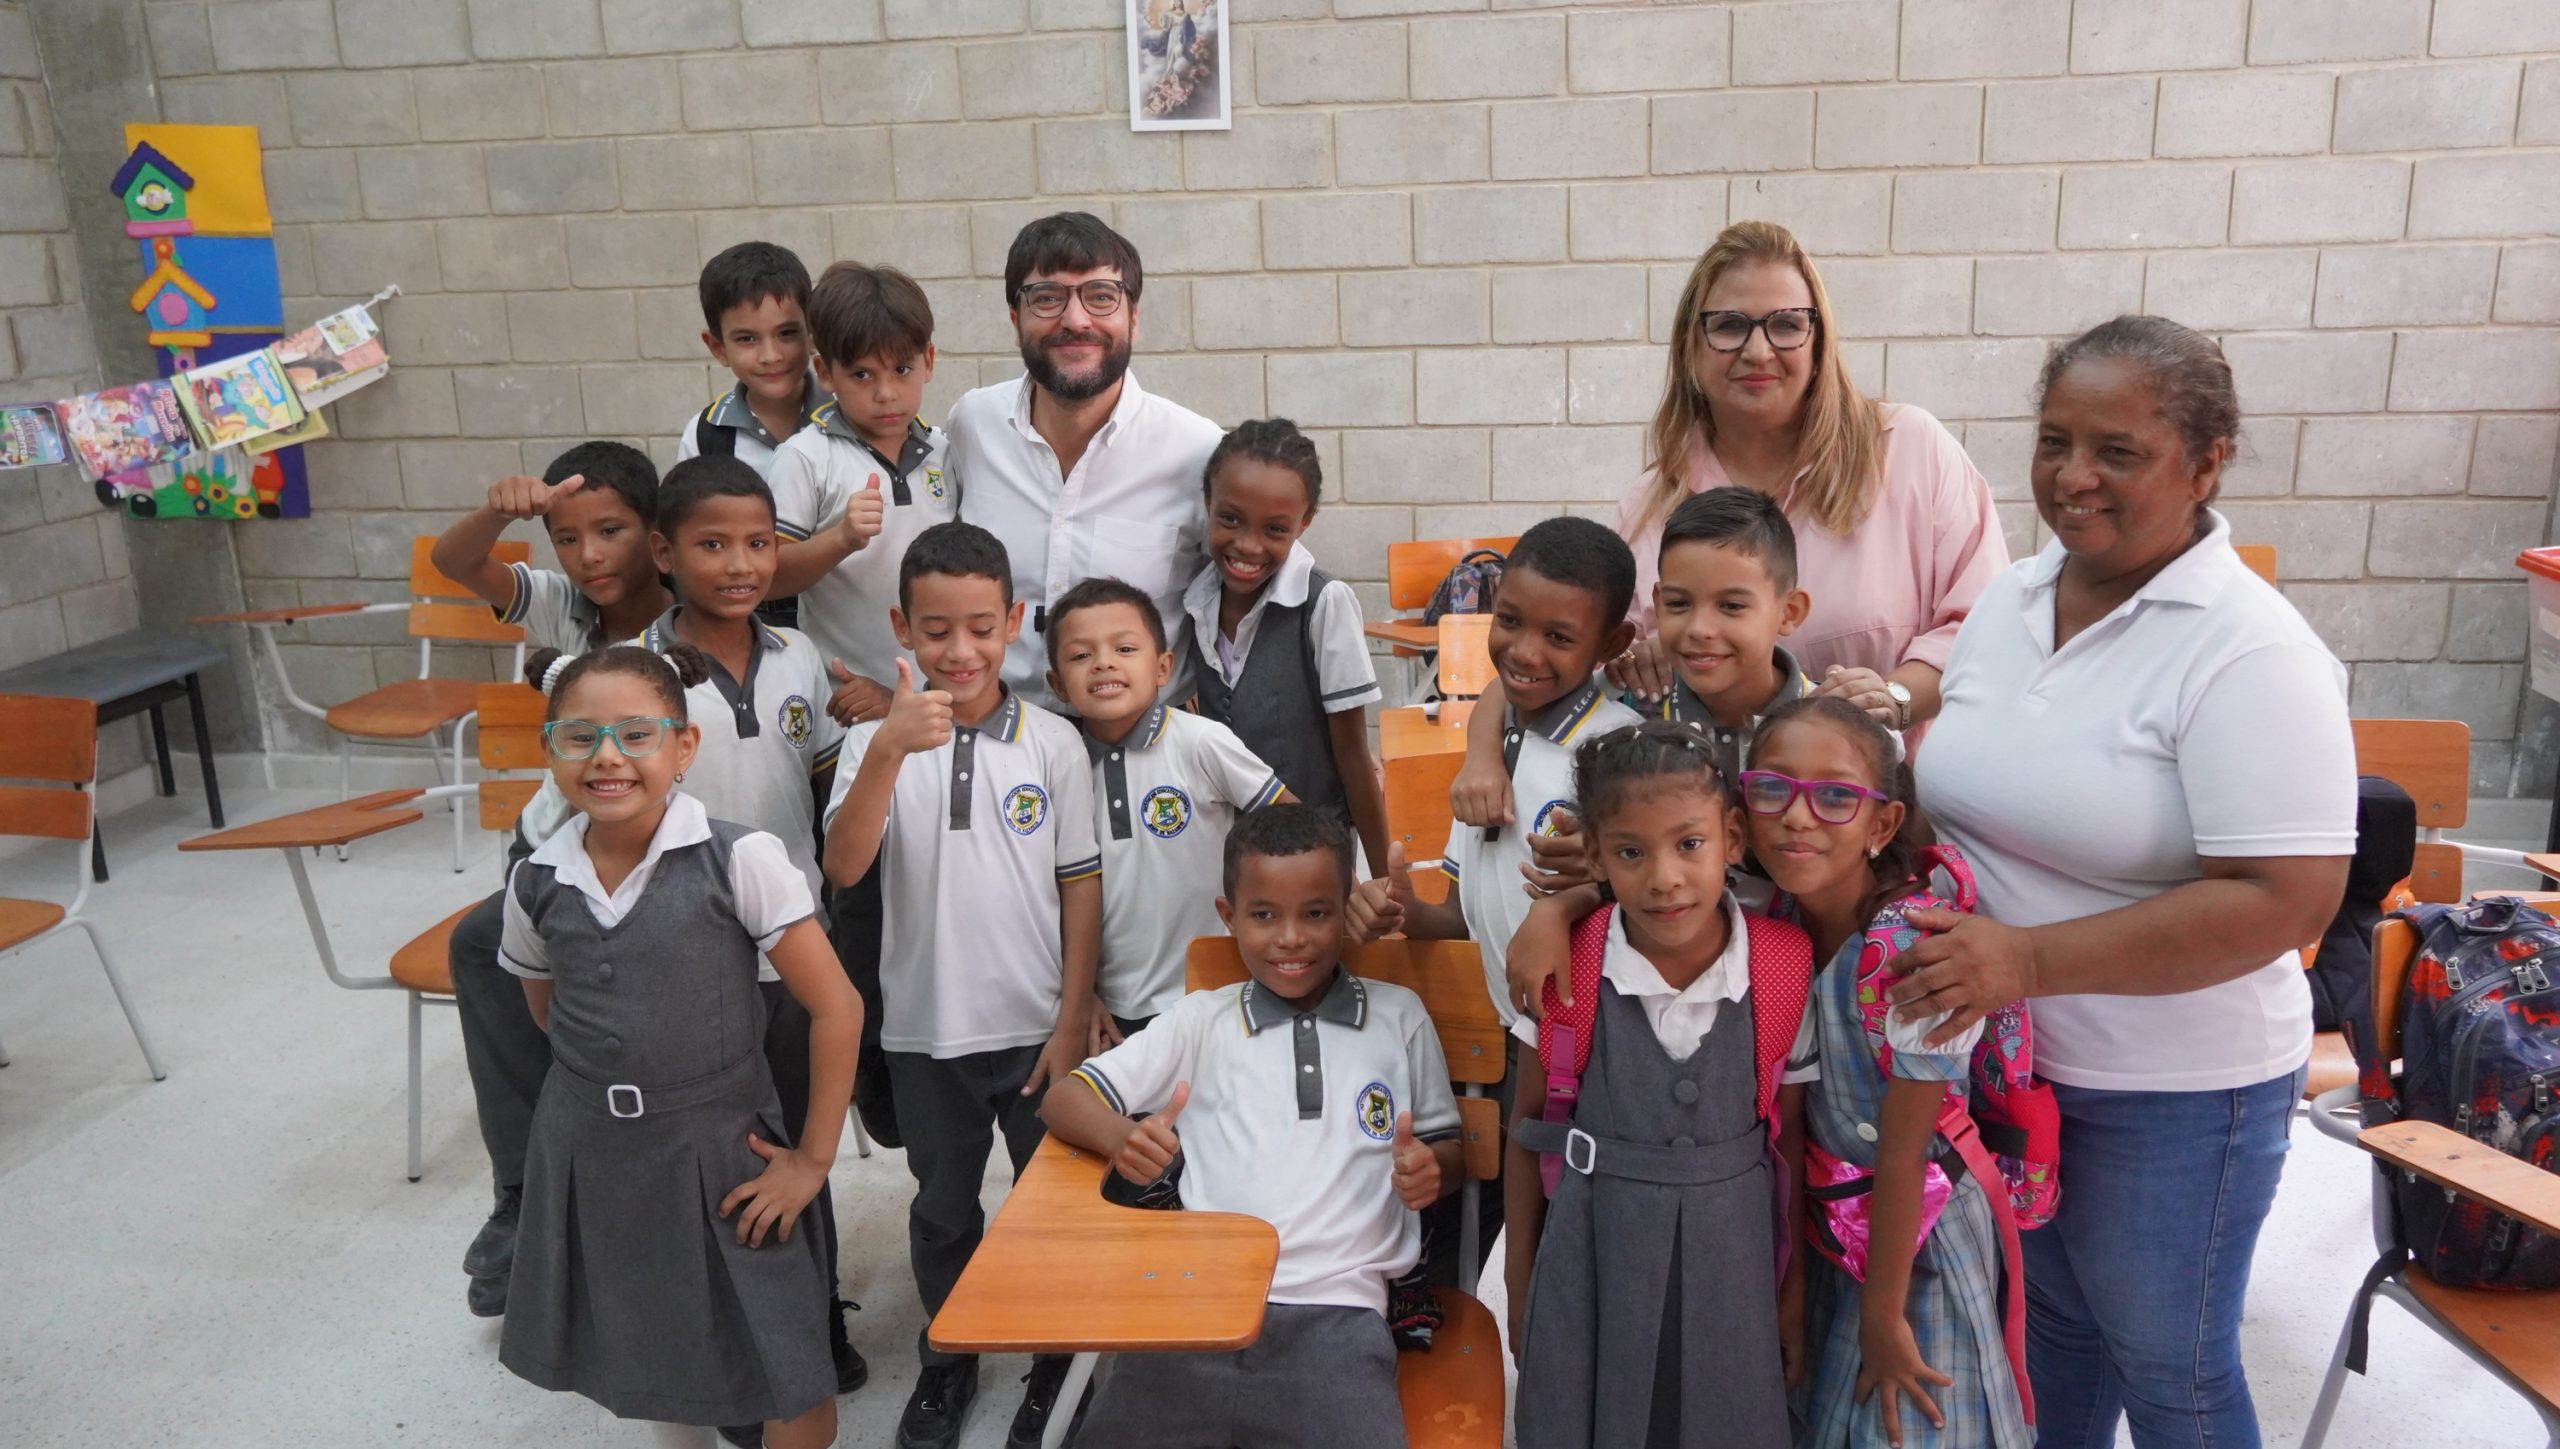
[
  {"left": 924, "top": 466, "right": 946, "bottom": 500},
  {"left": 1529, "top": 799, "right": 1574, "bottom": 837},
  {"left": 777, "top": 695, "right": 814, "bottom": 748},
  {"left": 1004, "top": 783, "right": 1049, "bottom": 836},
  {"left": 1356, "top": 1081, "right": 1395, "bottom": 1141},
  {"left": 1140, "top": 785, "right": 1191, "bottom": 839}
]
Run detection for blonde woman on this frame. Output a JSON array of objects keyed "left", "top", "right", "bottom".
[{"left": 1456, "top": 220, "right": 2006, "bottom": 827}]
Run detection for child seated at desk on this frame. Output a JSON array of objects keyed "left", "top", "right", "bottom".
[{"left": 1042, "top": 804, "right": 1462, "bottom": 1449}]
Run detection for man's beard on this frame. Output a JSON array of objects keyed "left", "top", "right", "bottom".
[{"left": 1020, "top": 327, "right": 1132, "bottom": 403}]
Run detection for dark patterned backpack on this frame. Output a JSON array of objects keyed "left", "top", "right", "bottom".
[{"left": 1422, "top": 549, "right": 1505, "bottom": 625}]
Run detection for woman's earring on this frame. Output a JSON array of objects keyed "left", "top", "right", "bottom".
[
  {"left": 675, "top": 772, "right": 686, "bottom": 783},
  {"left": 1868, "top": 845, "right": 1882, "bottom": 859}
]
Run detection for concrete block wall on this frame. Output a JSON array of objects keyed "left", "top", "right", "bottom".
[
  {"left": 31, "top": 0, "right": 2560, "bottom": 786},
  {"left": 0, "top": 2, "right": 149, "bottom": 773}
]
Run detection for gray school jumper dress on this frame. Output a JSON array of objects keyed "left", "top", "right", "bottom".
[
  {"left": 499, "top": 823, "right": 836, "bottom": 1427},
  {"left": 1513, "top": 982, "right": 1790, "bottom": 1449},
  {"left": 1194, "top": 568, "right": 1347, "bottom": 826}
]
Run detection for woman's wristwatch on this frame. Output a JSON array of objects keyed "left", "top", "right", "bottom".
[{"left": 1885, "top": 681, "right": 1913, "bottom": 731}]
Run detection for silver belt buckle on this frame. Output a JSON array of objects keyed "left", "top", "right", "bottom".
[
  {"left": 1564, "top": 1126, "right": 1597, "bottom": 1176},
  {"left": 607, "top": 1084, "right": 645, "bottom": 1119}
]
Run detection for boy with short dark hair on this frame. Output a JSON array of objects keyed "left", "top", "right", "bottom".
[
  {"left": 681, "top": 241, "right": 824, "bottom": 473},
  {"left": 1046, "top": 576, "right": 1287, "bottom": 1039},
  {"left": 821, "top": 521, "right": 1102, "bottom": 1449},
  {"left": 1043, "top": 804, "right": 1461, "bottom": 1449}
]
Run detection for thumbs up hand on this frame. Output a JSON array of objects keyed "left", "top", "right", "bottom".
[
  {"left": 1112, "top": 1081, "right": 1189, "bottom": 1187},
  {"left": 836, "top": 474, "right": 887, "bottom": 552},
  {"left": 1521, "top": 807, "right": 1595, "bottom": 894},
  {"left": 823, "top": 657, "right": 891, "bottom": 725},
  {"left": 1391, "top": 1111, "right": 1443, "bottom": 1208},
  {"left": 1346, "top": 840, "right": 1417, "bottom": 945},
  {"left": 489, "top": 472, "right": 584, "bottom": 520},
  {"left": 878, "top": 658, "right": 954, "bottom": 757}
]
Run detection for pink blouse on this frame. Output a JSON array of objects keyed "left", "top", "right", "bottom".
[{"left": 1613, "top": 403, "right": 2009, "bottom": 681}]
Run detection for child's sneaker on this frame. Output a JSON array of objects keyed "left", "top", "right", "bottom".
[
  {"left": 1005, "top": 1355, "right": 1091, "bottom": 1449},
  {"left": 897, "top": 1360, "right": 978, "bottom": 1449}
]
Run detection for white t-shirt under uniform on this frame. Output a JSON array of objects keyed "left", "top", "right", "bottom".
[
  {"left": 1915, "top": 510, "right": 2356, "bottom": 1093},
  {"left": 1070, "top": 971, "right": 1461, "bottom": 1315},
  {"left": 768, "top": 411, "right": 956, "bottom": 688},
  {"left": 1088, "top": 705, "right": 1285, "bottom": 1022},
  {"left": 1448, "top": 680, "right": 1641, "bottom": 1029},
  {"left": 826, "top": 690, "right": 1101, "bottom": 1058}
]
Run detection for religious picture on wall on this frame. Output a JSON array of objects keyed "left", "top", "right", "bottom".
[{"left": 1126, "top": 0, "right": 1227, "bottom": 132}]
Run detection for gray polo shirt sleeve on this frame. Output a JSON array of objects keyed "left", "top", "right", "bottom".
[
  {"left": 1309, "top": 577, "right": 1382, "bottom": 714},
  {"left": 674, "top": 411, "right": 703, "bottom": 463},
  {"left": 1049, "top": 724, "right": 1102, "bottom": 885},
  {"left": 767, "top": 434, "right": 826, "bottom": 542},
  {"left": 1071, "top": 988, "right": 1208, "bottom": 1117},
  {"left": 497, "top": 859, "right": 551, "bottom": 980}
]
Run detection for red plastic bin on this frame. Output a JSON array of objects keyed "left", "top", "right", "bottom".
[{"left": 2517, "top": 548, "right": 2560, "bottom": 703}]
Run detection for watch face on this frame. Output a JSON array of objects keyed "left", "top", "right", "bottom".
[{"left": 1886, "top": 682, "right": 1911, "bottom": 703}]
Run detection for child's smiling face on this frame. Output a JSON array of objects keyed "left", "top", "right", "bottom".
[
  {"left": 1743, "top": 715, "right": 1900, "bottom": 902},
  {"left": 704, "top": 294, "right": 812, "bottom": 411},
  {"left": 652, "top": 494, "right": 777, "bottom": 626},
  {"left": 546, "top": 486, "right": 654, "bottom": 612},
  {"left": 893, "top": 571, "right": 1022, "bottom": 716},
  {"left": 1653, "top": 539, "right": 1808, "bottom": 706},
  {"left": 1487, "top": 564, "right": 1632, "bottom": 720},
  {"left": 546, "top": 668, "right": 698, "bottom": 828},
  {"left": 1047, "top": 600, "right": 1171, "bottom": 730},
  {"left": 1588, "top": 781, "right": 1743, "bottom": 963},
  {"left": 1216, "top": 848, "right": 1349, "bottom": 1008},
  {"left": 1205, "top": 457, "right": 1316, "bottom": 602}
]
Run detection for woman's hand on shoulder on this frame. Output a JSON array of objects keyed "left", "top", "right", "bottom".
[
  {"left": 1883, "top": 907, "right": 2038, "bottom": 1049},
  {"left": 1603, "top": 636, "right": 1674, "bottom": 704},
  {"left": 718, "top": 1132, "right": 829, "bottom": 1248}
]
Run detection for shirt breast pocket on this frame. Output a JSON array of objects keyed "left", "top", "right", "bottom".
[{"left": 1075, "top": 516, "right": 1182, "bottom": 603}]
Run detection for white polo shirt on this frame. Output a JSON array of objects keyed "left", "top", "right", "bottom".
[
  {"left": 498, "top": 791, "right": 811, "bottom": 983},
  {"left": 1599, "top": 897, "right": 1826, "bottom": 1081},
  {"left": 1070, "top": 970, "right": 1461, "bottom": 1315},
  {"left": 1447, "top": 680, "right": 1640, "bottom": 1028},
  {"left": 944, "top": 372, "right": 1221, "bottom": 708},
  {"left": 826, "top": 690, "right": 1102, "bottom": 1057},
  {"left": 518, "top": 613, "right": 844, "bottom": 892},
  {"left": 1917, "top": 509, "right": 2356, "bottom": 1092},
  {"left": 768, "top": 409, "right": 957, "bottom": 686},
  {"left": 674, "top": 374, "right": 828, "bottom": 478},
  {"left": 496, "top": 562, "right": 604, "bottom": 655},
  {"left": 1178, "top": 541, "right": 1381, "bottom": 715},
  {"left": 1086, "top": 705, "right": 1285, "bottom": 1021}
]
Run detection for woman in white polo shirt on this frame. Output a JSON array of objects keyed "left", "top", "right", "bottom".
[{"left": 1886, "top": 316, "right": 2354, "bottom": 1449}]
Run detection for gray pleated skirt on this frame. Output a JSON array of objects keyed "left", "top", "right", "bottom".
[{"left": 499, "top": 1052, "right": 835, "bottom": 1427}]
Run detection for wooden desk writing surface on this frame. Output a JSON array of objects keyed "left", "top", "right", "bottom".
[
  {"left": 928, "top": 1134, "right": 1277, "bottom": 1356},
  {"left": 1365, "top": 619, "right": 1439, "bottom": 655},
  {"left": 1380, "top": 705, "right": 1472, "bottom": 761},
  {"left": 180, "top": 790, "right": 426, "bottom": 852}
]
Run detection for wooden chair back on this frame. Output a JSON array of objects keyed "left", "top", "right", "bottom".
[
  {"left": 410, "top": 536, "right": 530, "bottom": 601},
  {"left": 408, "top": 537, "right": 531, "bottom": 647},
  {"left": 2235, "top": 543, "right": 2277, "bottom": 584},
  {"left": 0, "top": 694, "right": 98, "bottom": 841},
  {"left": 2371, "top": 915, "right": 2417, "bottom": 1070},
  {"left": 1385, "top": 751, "right": 1463, "bottom": 906},
  {"left": 474, "top": 682, "right": 549, "bottom": 831},
  {"left": 1186, "top": 937, "right": 1507, "bottom": 1180},
  {"left": 2352, "top": 718, "right": 2470, "bottom": 903},
  {"left": 1436, "top": 614, "right": 1497, "bottom": 698},
  {"left": 1387, "top": 536, "right": 1518, "bottom": 613}
]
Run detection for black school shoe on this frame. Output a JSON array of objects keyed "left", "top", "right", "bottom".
[
  {"left": 465, "top": 1272, "right": 506, "bottom": 1318},
  {"left": 897, "top": 1360, "right": 979, "bottom": 1449},
  {"left": 1005, "top": 1355, "right": 1091, "bottom": 1449},
  {"left": 462, "top": 1182, "right": 521, "bottom": 1279},
  {"left": 832, "top": 1298, "right": 869, "bottom": 1394}
]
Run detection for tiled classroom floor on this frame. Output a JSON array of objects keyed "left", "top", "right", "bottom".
[{"left": 2, "top": 780, "right": 2551, "bottom": 1447}]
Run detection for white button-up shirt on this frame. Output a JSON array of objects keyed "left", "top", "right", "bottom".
[{"left": 945, "top": 372, "right": 1222, "bottom": 708}]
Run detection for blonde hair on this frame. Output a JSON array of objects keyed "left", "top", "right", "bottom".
[{"left": 1636, "top": 221, "right": 1886, "bottom": 538}]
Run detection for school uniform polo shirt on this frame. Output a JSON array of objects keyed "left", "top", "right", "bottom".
[
  {"left": 1086, "top": 705, "right": 1285, "bottom": 1021},
  {"left": 827, "top": 690, "right": 1101, "bottom": 1058},
  {"left": 516, "top": 613, "right": 844, "bottom": 890},
  {"left": 944, "top": 372, "right": 1222, "bottom": 708},
  {"left": 1070, "top": 970, "right": 1461, "bottom": 1314},
  {"left": 675, "top": 374, "right": 829, "bottom": 478},
  {"left": 1447, "top": 680, "right": 1641, "bottom": 1028},
  {"left": 496, "top": 562, "right": 602, "bottom": 655},
  {"left": 1653, "top": 643, "right": 1818, "bottom": 783},
  {"left": 768, "top": 410, "right": 957, "bottom": 685},
  {"left": 499, "top": 791, "right": 811, "bottom": 983},
  {"left": 1178, "top": 541, "right": 1381, "bottom": 716}
]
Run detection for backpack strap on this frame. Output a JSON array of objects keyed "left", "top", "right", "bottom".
[
  {"left": 1533, "top": 903, "right": 1615, "bottom": 1196},
  {"left": 696, "top": 400, "right": 738, "bottom": 458},
  {"left": 1741, "top": 912, "right": 1816, "bottom": 1137},
  {"left": 1938, "top": 1104, "right": 2036, "bottom": 1424}
]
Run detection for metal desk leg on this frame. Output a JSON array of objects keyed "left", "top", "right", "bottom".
[
  {"left": 148, "top": 704, "right": 175, "bottom": 796},
  {"left": 185, "top": 672, "right": 224, "bottom": 828},
  {"left": 1043, "top": 1352, "right": 1098, "bottom": 1449}
]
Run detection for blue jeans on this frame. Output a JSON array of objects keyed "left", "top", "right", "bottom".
[{"left": 2023, "top": 1068, "right": 2305, "bottom": 1449}]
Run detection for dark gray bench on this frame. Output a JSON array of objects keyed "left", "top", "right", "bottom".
[{"left": 0, "top": 629, "right": 227, "bottom": 880}]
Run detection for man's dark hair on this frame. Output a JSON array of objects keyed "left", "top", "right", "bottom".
[
  {"left": 655, "top": 455, "right": 775, "bottom": 535},
  {"left": 1044, "top": 576, "right": 1167, "bottom": 669},
  {"left": 1222, "top": 802, "right": 1355, "bottom": 900},
  {"left": 698, "top": 241, "right": 813, "bottom": 333},
  {"left": 1502, "top": 516, "right": 1637, "bottom": 630},
  {"left": 542, "top": 440, "right": 659, "bottom": 525},
  {"left": 1003, "top": 212, "right": 1144, "bottom": 311},
  {"left": 1660, "top": 485, "right": 1799, "bottom": 593},
  {"left": 898, "top": 521, "right": 1015, "bottom": 611},
  {"left": 809, "top": 261, "right": 935, "bottom": 368}
]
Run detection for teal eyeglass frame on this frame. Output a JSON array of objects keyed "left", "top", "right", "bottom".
[{"left": 542, "top": 716, "right": 684, "bottom": 760}]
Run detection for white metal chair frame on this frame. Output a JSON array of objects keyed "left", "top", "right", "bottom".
[{"left": 0, "top": 803, "right": 168, "bottom": 1083}]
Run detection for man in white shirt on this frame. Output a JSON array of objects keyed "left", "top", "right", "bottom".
[{"left": 944, "top": 212, "right": 1224, "bottom": 708}]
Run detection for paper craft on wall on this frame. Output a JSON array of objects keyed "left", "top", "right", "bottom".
[
  {"left": 101, "top": 447, "right": 298, "bottom": 522},
  {"left": 0, "top": 406, "right": 67, "bottom": 469},
  {"left": 175, "top": 347, "right": 305, "bottom": 452},
  {"left": 274, "top": 305, "right": 389, "bottom": 409},
  {"left": 57, "top": 379, "right": 197, "bottom": 480}
]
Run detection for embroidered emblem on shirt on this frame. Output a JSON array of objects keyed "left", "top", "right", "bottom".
[
  {"left": 1529, "top": 799, "right": 1574, "bottom": 837},
  {"left": 1356, "top": 1081, "right": 1395, "bottom": 1141},
  {"left": 1004, "top": 783, "right": 1049, "bottom": 836},
  {"left": 924, "top": 466, "right": 946, "bottom": 499},
  {"left": 777, "top": 695, "right": 815, "bottom": 748},
  {"left": 1140, "top": 785, "right": 1191, "bottom": 839}
]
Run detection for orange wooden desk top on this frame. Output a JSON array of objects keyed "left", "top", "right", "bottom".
[
  {"left": 2528, "top": 852, "right": 2560, "bottom": 882},
  {"left": 191, "top": 602, "right": 371, "bottom": 626},
  {"left": 1381, "top": 703, "right": 1472, "bottom": 761},
  {"left": 2361, "top": 1120, "right": 2560, "bottom": 1237},
  {"left": 1365, "top": 618, "right": 1438, "bottom": 654},
  {"left": 928, "top": 1133, "right": 1277, "bottom": 1356},
  {"left": 180, "top": 790, "right": 427, "bottom": 852}
]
